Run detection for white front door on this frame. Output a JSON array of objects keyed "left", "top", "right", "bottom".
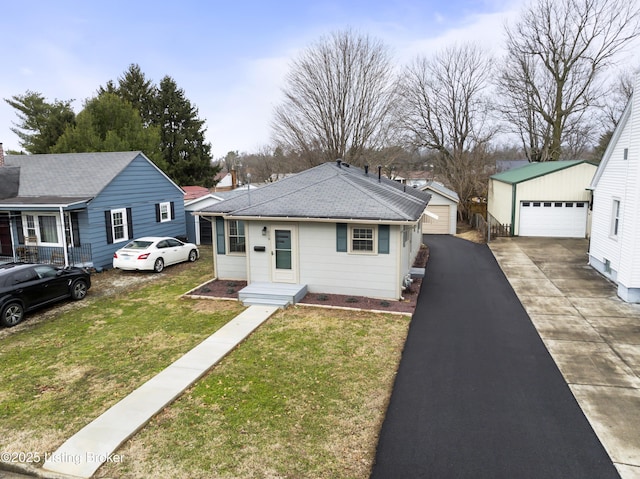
[{"left": 271, "top": 225, "right": 298, "bottom": 283}]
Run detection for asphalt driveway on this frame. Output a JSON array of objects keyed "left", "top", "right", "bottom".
[{"left": 370, "top": 235, "right": 621, "bottom": 479}]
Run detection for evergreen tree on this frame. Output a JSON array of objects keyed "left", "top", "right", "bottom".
[
  {"left": 52, "top": 92, "right": 164, "bottom": 168},
  {"left": 153, "top": 76, "right": 218, "bottom": 186},
  {"left": 5, "top": 91, "right": 75, "bottom": 153},
  {"left": 116, "top": 64, "right": 156, "bottom": 125}
]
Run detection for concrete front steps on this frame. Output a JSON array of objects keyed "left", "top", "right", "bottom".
[{"left": 238, "top": 282, "right": 307, "bottom": 307}]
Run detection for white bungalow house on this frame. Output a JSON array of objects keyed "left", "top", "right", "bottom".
[
  {"left": 196, "top": 161, "right": 431, "bottom": 302},
  {"left": 588, "top": 75, "right": 640, "bottom": 302}
]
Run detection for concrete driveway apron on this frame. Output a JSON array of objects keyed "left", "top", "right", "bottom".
[{"left": 490, "top": 237, "right": 640, "bottom": 479}]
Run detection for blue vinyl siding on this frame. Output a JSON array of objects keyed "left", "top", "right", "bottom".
[{"left": 83, "top": 154, "right": 185, "bottom": 270}]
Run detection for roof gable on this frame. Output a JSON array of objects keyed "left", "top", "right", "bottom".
[
  {"left": 591, "top": 87, "right": 634, "bottom": 188},
  {"left": 200, "top": 162, "right": 431, "bottom": 222},
  {"left": 490, "top": 160, "right": 593, "bottom": 185},
  {"left": 422, "top": 181, "right": 460, "bottom": 203},
  {"left": 4, "top": 151, "right": 182, "bottom": 199}
]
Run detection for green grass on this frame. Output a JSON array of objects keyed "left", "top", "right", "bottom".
[{"left": 0, "top": 248, "right": 410, "bottom": 479}]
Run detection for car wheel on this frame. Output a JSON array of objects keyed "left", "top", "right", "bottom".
[
  {"left": 188, "top": 249, "right": 198, "bottom": 262},
  {"left": 71, "top": 279, "right": 88, "bottom": 300},
  {"left": 153, "top": 258, "right": 164, "bottom": 273},
  {"left": 1, "top": 302, "right": 24, "bottom": 327}
]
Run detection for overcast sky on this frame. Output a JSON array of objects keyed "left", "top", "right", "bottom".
[{"left": 0, "top": 0, "right": 636, "bottom": 159}]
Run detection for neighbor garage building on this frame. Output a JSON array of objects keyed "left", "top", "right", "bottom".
[
  {"left": 487, "top": 160, "right": 597, "bottom": 238},
  {"left": 421, "top": 181, "right": 459, "bottom": 235}
]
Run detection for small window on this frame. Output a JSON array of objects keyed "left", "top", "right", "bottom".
[
  {"left": 111, "top": 209, "right": 128, "bottom": 242},
  {"left": 554, "top": 202, "right": 562, "bottom": 207},
  {"left": 228, "top": 220, "right": 246, "bottom": 253},
  {"left": 159, "top": 202, "right": 171, "bottom": 222},
  {"left": 350, "top": 225, "right": 376, "bottom": 253},
  {"left": 25, "top": 215, "right": 37, "bottom": 238},
  {"left": 22, "top": 214, "right": 60, "bottom": 245},
  {"left": 533, "top": 202, "right": 541, "bottom": 207},
  {"left": 611, "top": 200, "right": 621, "bottom": 238},
  {"left": 576, "top": 202, "right": 585, "bottom": 208},
  {"left": 543, "top": 202, "right": 552, "bottom": 207},
  {"left": 522, "top": 202, "right": 530, "bottom": 207},
  {"left": 566, "top": 203, "right": 573, "bottom": 207}
]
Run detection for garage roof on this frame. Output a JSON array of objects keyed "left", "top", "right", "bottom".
[{"left": 491, "top": 160, "right": 594, "bottom": 185}]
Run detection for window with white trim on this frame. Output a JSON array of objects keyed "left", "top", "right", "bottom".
[
  {"left": 611, "top": 199, "right": 621, "bottom": 238},
  {"left": 227, "top": 220, "right": 246, "bottom": 254},
  {"left": 111, "top": 208, "right": 128, "bottom": 243},
  {"left": 350, "top": 225, "right": 377, "bottom": 253},
  {"left": 159, "top": 202, "right": 171, "bottom": 222},
  {"left": 22, "top": 213, "right": 60, "bottom": 245}
]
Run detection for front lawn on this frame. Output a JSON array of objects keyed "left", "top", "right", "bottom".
[{"left": 0, "top": 249, "right": 410, "bottom": 479}]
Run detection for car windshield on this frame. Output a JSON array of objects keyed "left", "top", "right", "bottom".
[{"left": 124, "top": 240, "right": 153, "bottom": 249}]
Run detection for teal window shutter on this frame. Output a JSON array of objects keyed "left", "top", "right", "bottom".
[
  {"left": 378, "top": 225, "right": 390, "bottom": 254},
  {"left": 215, "top": 217, "right": 226, "bottom": 254},
  {"left": 336, "top": 223, "right": 347, "bottom": 252}
]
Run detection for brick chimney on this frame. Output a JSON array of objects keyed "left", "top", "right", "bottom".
[
  {"left": 231, "top": 169, "right": 237, "bottom": 190},
  {"left": 0, "top": 142, "right": 4, "bottom": 167}
]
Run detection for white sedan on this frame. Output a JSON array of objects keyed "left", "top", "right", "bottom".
[{"left": 113, "top": 237, "right": 199, "bottom": 272}]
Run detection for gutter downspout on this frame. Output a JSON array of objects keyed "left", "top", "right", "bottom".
[
  {"left": 510, "top": 183, "right": 517, "bottom": 237},
  {"left": 9, "top": 212, "right": 18, "bottom": 261}
]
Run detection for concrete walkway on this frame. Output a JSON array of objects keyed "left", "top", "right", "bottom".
[
  {"left": 490, "top": 238, "right": 640, "bottom": 479},
  {"left": 42, "top": 305, "right": 278, "bottom": 479}
]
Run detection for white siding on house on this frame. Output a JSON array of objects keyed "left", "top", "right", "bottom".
[
  {"left": 246, "top": 222, "right": 271, "bottom": 282},
  {"left": 488, "top": 180, "right": 513, "bottom": 225},
  {"left": 215, "top": 219, "right": 422, "bottom": 300},
  {"left": 590, "top": 76, "right": 640, "bottom": 298},
  {"left": 216, "top": 254, "right": 247, "bottom": 280},
  {"left": 297, "top": 223, "right": 400, "bottom": 299}
]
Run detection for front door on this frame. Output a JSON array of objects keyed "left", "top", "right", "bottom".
[{"left": 271, "top": 225, "right": 297, "bottom": 283}]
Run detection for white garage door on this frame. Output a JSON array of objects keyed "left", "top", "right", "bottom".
[
  {"left": 423, "top": 205, "right": 451, "bottom": 234},
  {"left": 519, "top": 201, "right": 588, "bottom": 237}
]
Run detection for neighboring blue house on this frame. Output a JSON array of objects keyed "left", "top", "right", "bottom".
[{"left": 0, "top": 151, "right": 186, "bottom": 271}]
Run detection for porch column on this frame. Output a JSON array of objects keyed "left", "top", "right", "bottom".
[{"left": 60, "top": 206, "right": 69, "bottom": 267}]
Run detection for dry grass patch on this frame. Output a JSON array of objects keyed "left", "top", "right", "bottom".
[{"left": 96, "top": 307, "right": 410, "bottom": 479}]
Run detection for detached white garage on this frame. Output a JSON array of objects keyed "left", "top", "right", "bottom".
[
  {"left": 421, "top": 181, "right": 460, "bottom": 235},
  {"left": 488, "top": 160, "right": 597, "bottom": 238}
]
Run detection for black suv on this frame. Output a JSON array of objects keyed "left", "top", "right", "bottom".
[{"left": 0, "top": 263, "right": 91, "bottom": 327}]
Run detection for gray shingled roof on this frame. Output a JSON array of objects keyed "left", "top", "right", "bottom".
[
  {"left": 423, "top": 181, "right": 460, "bottom": 203},
  {"left": 0, "top": 167, "right": 20, "bottom": 200},
  {"left": 4, "top": 151, "right": 143, "bottom": 197},
  {"left": 200, "top": 162, "right": 431, "bottom": 222}
]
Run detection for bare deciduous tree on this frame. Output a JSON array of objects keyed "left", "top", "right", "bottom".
[
  {"left": 395, "top": 43, "right": 497, "bottom": 218},
  {"left": 498, "top": 0, "right": 640, "bottom": 161},
  {"left": 272, "top": 30, "right": 396, "bottom": 167}
]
